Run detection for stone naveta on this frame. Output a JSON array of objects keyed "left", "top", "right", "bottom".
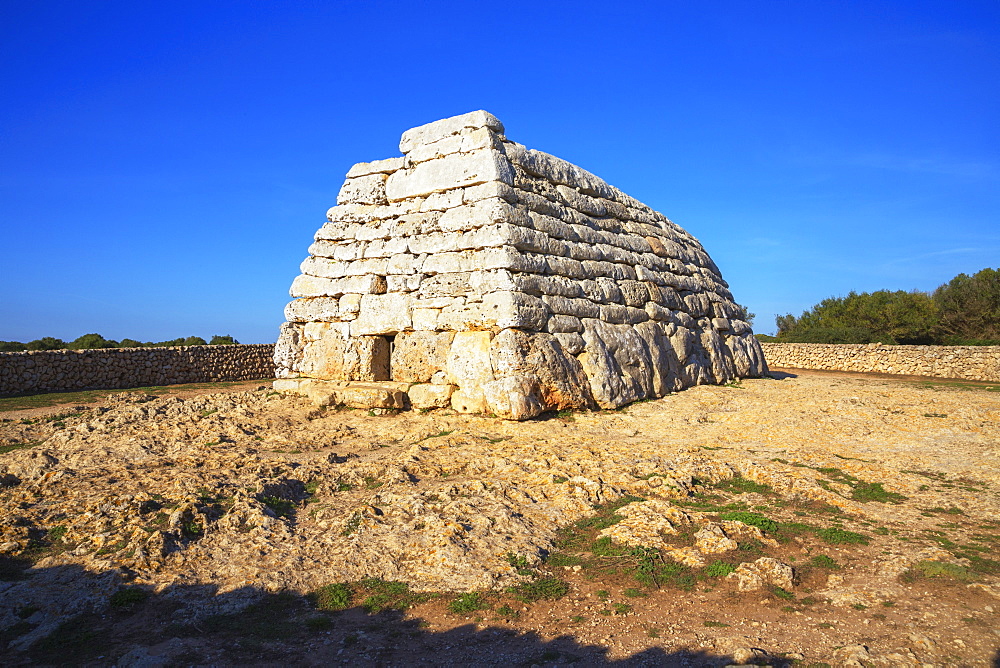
[{"left": 273, "top": 110, "right": 767, "bottom": 419}]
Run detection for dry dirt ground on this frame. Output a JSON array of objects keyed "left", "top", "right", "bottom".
[{"left": 1, "top": 371, "right": 998, "bottom": 667}]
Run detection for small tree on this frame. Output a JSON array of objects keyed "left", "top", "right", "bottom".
[
  {"left": 182, "top": 336, "right": 208, "bottom": 347},
  {"left": 26, "top": 337, "right": 66, "bottom": 351},
  {"left": 69, "top": 333, "right": 119, "bottom": 350},
  {"left": 209, "top": 335, "right": 239, "bottom": 345},
  {"left": 933, "top": 268, "right": 1000, "bottom": 343}
]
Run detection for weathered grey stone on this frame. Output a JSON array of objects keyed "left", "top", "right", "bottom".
[
  {"left": 285, "top": 297, "right": 339, "bottom": 323},
  {"left": 391, "top": 331, "right": 454, "bottom": 383},
  {"left": 407, "top": 383, "right": 456, "bottom": 409},
  {"left": 337, "top": 173, "right": 388, "bottom": 205},
  {"left": 346, "top": 156, "right": 405, "bottom": 178},
  {"left": 446, "top": 331, "right": 494, "bottom": 413}
]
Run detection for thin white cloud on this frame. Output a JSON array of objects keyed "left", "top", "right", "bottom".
[{"left": 850, "top": 153, "right": 997, "bottom": 179}]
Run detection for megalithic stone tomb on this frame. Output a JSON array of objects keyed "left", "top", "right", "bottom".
[{"left": 273, "top": 111, "right": 767, "bottom": 419}]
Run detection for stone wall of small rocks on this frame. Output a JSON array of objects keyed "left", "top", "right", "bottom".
[
  {"left": 760, "top": 342, "right": 1000, "bottom": 382},
  {"left": 274, "top": 110, "right": 767, "bottom": 419},
  {"left": 0, "top": 344, "right": 276, "bottom": 396}
]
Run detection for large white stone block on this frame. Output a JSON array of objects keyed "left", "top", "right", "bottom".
[
  {"left": 385, "top": 149, "right": 514, "bottom": 201},
  {"left": 337, "top": 173, "right": 388, "bottom": 205},
  {"left": 398, "top": 110, "right": 504, "bottom": 153},
  {"left": 350, "top": 293, "right": 414, "bottom": 336}
]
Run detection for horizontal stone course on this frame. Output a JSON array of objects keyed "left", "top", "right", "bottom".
[
  {"left": 761, "top": 343, "right": 1000, "bottom": 382},
  {"left": 0, "top": 345, "right": 275, "bottom": 396}
]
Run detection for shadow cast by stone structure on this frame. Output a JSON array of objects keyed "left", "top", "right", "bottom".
[{"left": 0, "top": 557, "right": 767, "bottom": 667}]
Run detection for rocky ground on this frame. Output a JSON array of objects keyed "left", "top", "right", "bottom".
[{"left": 1, "top": 371, "right": 998, "bottom": 666}]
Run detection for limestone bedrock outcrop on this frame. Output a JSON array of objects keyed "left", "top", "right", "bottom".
[{"left": 274, "top": 110, "right": 767, "bottom": 419}]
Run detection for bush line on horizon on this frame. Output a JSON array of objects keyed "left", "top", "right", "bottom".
[
  {"left": 758, "top": 267, "right": 1000, "bottom": 346},
  {"left": 0, "top": 333, "right": 240, "bottom": 352}
]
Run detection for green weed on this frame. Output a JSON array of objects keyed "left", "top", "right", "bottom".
[
  {"left": 817, "top": 527, "right": 870, "bottom": 545},
  {"left": 509, "top": 577, "right": 569, "bottom": 602},
  {"left": 809, "top": 555, "right": 840, "bottom": 569},
  {"left": 448, "top": 592, "right": 489, "bottom": 614},
  {"left": 705, "top": 561, "right": 736, "bottom": 577},
  {"left": 717, "top": 511, "right": 778, "bottom": 533},
  {"left": 311, "top": 583, "right": 353, "bottom": 611}
]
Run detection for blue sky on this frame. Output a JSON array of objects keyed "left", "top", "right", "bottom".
[{"left": 1, "top": 0, "right": 997, "bottom": 342}]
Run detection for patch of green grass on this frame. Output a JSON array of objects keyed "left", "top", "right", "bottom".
[
  {"left": 596, "top": 589, "right": 610, "bottom": 600},
  {"left": 817, "top": 527, "right": 869, "bottom": 545},
  {"left": 260, "top": 495, "right": 296, "bottom": 518},
  {"left": 612, "top": 602, "right": 632, "bottom": 615},
  {"left": 341, "top": 512, "right": 362, "bottom": 537},
  {"left": 109, "top": 586, "right": 149, "bottom": 608},
  {"left": 713, "top": 475, "right": 771, "bottom": 495},
  {"left": 304, "top": 616, "right": 333, "bottom": 631},
  {"left": 547, "top": 552, "right": 583, "bottom": 568},
  {"left": 418, "top": 429, "right": 454, "bottom": 442},
  {"left": 357, "top": 578, "right": 431, "bottom": 613},
  {"left": 622, "top": 587, "right": 646, "bottom": 598},
  {"left": 809, "top": 555, "right": 840, "bottom": 569},
  {"left": 497, "top": 605, "right": 520, "bottom": 619},
  {"left": 923, "top": 412, "right": 947, "bottom": 418},
  {"left": 552, "top": 475, "right": 569, "bottom": 484},
  {"left": 703, "top": 620, "right": 730, "bottom": 627},
  {"left": 311, "top": 583, "right": 353, "bottom": 611},
  {"left": 962, "top": 555, "right": 1000, "bottom": 576},
  {"left": 850, "top": 482, "right": 907, "bottom": 504},
  {"left": 448, "top": 592, "right": 489, "bottom": 614},
  {"left": 922, "top": 506, "right": 965, "bottom": 515},
  {"left": 0, "top": 440, "right": 42, "bottom": 455},
  {"left": 506, "top": 553, "right": 532, "bottom": 574},
  {"left": 907, "top": 560, "right": 976, "bottom": 582},
  {"left": 509, "top": 577, "right": 569, "bottom": 603},
  {"left": 771, "top": 586, "right": 795, "bottom": 600},
  {"left": 717, "top": 511, "right": 778, "bottom": 533},
  {"left": 705, "top": 561, "right": 736, "bottom": 577},
  {"left": 647, "top": 626, "right": 661, "bottom": 638}
]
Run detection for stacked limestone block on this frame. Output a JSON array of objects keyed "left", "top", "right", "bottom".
[{"left": 273, "top": 111, "right": 767, "bottom": 419}]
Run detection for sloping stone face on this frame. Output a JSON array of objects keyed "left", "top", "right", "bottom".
[{"left": 274, "top": 111, "right": 767, "bottom": 419}]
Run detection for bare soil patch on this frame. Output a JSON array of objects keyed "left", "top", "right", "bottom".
[{"left": 1, "top": 371, "right": 998, "bottom": 666}]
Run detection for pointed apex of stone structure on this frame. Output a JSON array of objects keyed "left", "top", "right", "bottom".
[
  {"left": 274, "top": 113, "right": 767, "bottom": 419},
  {"left": 399, "top": 110, "right": 505, "bottom": 153}
]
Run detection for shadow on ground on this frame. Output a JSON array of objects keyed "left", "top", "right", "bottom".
[{"left": 0, "top": 556, "right": 774, "bottom": 667}]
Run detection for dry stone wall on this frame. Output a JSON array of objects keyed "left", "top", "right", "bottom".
[
  {"left": 274, "top": 110, "right": 767, "bottom": 419},
  {"left": 0, "top": 344, "right": 275, "bottom": 396},
  {"left": 761, "top": 342, "right": 1000, "bottom": 382}
]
